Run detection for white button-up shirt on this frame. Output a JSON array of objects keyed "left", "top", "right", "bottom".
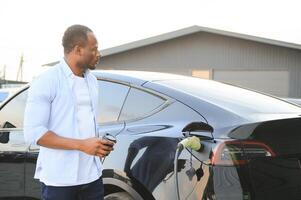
[{"left": 23, "top": 58, "right": 102, "bottom": 186}]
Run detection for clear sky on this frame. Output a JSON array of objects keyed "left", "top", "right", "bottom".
[{"left": 0, "top": 0, "right": 300, "bottom": 82}]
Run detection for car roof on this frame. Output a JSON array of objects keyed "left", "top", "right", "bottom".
[
  {"left": 92, "top": 70, "right": 188, "bottom": 85},
  {"left": 92, "top": 70, "right": 301, "bottom": 115},
  {"left": 92, "top": 70, "right": 301, "bottom": 121}
]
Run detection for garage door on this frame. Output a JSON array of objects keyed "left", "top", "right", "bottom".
[{"left": 213, "top": 70, "right": 289, "bottom": 97}]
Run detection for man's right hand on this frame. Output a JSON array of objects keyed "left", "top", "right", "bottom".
[
  {"left": 36, "top": 131, "right": 115, "bottom": 158},
  {"left": 79, "top": 137, "right": 115, "bottom": 158}
]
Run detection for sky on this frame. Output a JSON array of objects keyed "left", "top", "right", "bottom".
[{"left": 0, "top": 0, "right": 301, "bottom": 82}]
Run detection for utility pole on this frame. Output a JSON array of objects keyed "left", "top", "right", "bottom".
[
  {"left": 16, "top": 53, "right": 24, "bottom": 81},
  {"left": 0, "top": 65, "right": 5, "bottom": 88},
  {"left": 3, "top": 65, "right": 5, "bottom": 80},
  {"left": 0, "top": 65, "right": 5, "bottom": 80}
]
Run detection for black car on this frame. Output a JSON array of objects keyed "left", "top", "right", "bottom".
[{"left": 1, "top": 70, "right": 301, "bottom": 200}]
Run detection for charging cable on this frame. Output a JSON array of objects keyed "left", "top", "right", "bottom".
[{"left": 174, "top": 136, "right": 202, "bottom": 200}]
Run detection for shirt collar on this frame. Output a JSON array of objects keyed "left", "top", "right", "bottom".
[{"left": 59, "top": 58, "right": 90, "bottom": 79}]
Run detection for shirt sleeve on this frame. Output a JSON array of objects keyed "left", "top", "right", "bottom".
[{"left": 23, "top": 75, "right": 53, "bottom": 146}]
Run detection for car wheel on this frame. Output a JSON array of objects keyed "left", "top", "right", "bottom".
[{"left": 104, "top": 192, "right": 134, "bottom": 200}]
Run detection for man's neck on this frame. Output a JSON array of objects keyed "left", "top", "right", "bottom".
[{"left": 64, "top": 56, "right": 85, "bottom": 77}]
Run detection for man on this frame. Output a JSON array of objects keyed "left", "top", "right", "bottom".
[{"left": 23, "top": 25, "right": 114, "bottom": 200}]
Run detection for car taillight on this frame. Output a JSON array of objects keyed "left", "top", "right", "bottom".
[{"left": 211, "top": 140, "right": 275, "bottom": 166}]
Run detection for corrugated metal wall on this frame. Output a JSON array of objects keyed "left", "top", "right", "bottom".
[{"left": 97, "top": 32, "right": 301, "bottom": 97}]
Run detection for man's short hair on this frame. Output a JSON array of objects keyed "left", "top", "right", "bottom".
[{"left": 62, "top": 25, "right": 92, "bottom": 54}]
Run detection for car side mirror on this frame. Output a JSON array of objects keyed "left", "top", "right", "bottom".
[
  {"left": 0, "top": 132, "right": 9, "bottom": 144},
  {"left": 0, "top": 121, "right": 15, "bottom": 144},
  {"left": 182, "top": 122, "right": 214, "bottom": 140}
]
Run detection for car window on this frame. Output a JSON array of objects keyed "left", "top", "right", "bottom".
[
  {"left": 98, "top": 80, "right": 130, "bottom": 124},
  {"left": 118, "top": 88, "right": 166, "bottom": 121},
  {"left": 0, "top": 89, "right": 28, "bottom": 129}
]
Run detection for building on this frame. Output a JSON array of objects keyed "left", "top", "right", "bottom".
[{"left": 0, "top": 79, "right": 27, "bottom": 89}]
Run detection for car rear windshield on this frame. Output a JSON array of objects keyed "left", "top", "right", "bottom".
[{"left": 156, "top": 78, "right": 301, "bottom": 114}]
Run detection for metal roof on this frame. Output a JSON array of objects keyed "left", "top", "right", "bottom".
[
  {"left": 101, "top": 25, "right": 301, "bottom": 56},
  {"left": 43, "top": 25, "right": 301, "bottom": 66}
]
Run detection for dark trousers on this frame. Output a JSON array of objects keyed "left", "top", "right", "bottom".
[{"left": 40, "top": 176, "right": 104, "bottom": 200}]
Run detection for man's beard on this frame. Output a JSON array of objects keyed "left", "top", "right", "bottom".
[
  {"left": 88, "top": 59, "right": 99, "bottom": 70},
  {"left": 87, "top": 64, "right": 96, "bottom": 70},
  {"left": 77, "top": 60, "right": 95, "bottom": 71}
]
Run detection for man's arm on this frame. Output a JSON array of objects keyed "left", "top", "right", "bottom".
[
  {"left": 23, "top": 74, "right": 114, "bottom": 157},
  {"left": 37, "top": 131, "right": 114, "bottom": 157}
]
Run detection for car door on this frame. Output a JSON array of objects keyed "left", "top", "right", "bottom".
[
  {"left": 114, "top": 86, "right": 208, "bottom": 200},
  {"left": 0, "top": 88, "right": 29, "bottom": 199}
]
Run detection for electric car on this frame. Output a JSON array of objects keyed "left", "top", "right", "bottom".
[{"left": 1, "top": 70, "right": 301, "bottom": 200}]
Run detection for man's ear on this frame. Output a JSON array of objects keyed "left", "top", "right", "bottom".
[{"left": 74, "top": 45, "right": 84, "bottom": 56}]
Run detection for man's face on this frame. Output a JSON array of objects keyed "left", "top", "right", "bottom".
[{"left": 81, "top": 32, "right": 101, "bottom": 70}]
